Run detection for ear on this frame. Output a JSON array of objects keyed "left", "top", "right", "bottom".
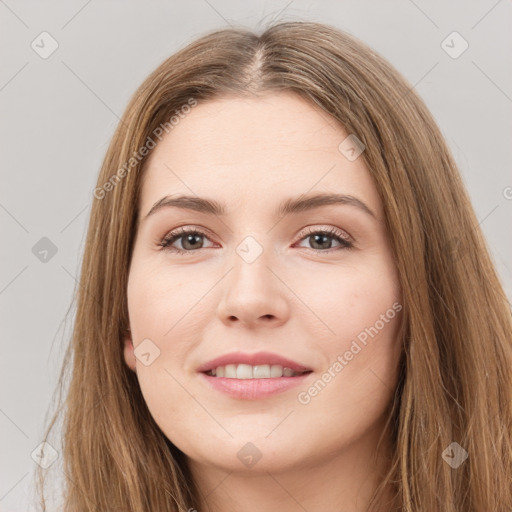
[{"left": 123, "top": 331, "right": 137, "bottom": 372}]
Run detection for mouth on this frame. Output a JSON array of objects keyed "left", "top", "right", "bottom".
[
  {"left": 203, "top": 363, "right": 313, "bottom": 379},
  {"left": 199, "top": 369, "right": 313, "bottom": 399},
  {"left": 196, "top": 350, "right": 313, "bottom": 375},
  {"left": 196, "top": 351, "right": 314, "bottom": 399}
]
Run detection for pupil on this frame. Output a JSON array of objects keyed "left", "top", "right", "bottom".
[
  {"left": 312, "top": 234, "right": 329, "bottom": 249},
  {"left": 185, "top": 234, "right": 201, "bottom": 249}
]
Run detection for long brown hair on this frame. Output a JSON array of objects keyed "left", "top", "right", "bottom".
[{"left": 35, "top": 20, "right": 512, "bottom": 511}]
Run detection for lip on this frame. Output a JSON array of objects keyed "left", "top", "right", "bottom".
[
  {"left": 196, "top": 350, "right": 312, "bottom": 373},
  {"left": 199, "top": 371, "right": 313, "bottom": 400}
]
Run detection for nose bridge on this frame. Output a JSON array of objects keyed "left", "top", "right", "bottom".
[
  {"left": 229, "top": 232, "right": 274, "bottom": 295},
  {"left": 226, "top": 207, "right": 274, "bottom": 270},
  {"left": 216, "top": 230, "right": 289, "bottom": 325}
]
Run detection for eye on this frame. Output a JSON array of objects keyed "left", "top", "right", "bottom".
[
  {"left": 158, "top": 226, "right": 354, "bottom": 254},
  {"left": 294, "top": 226, "right": 354, "bottom": 253},
  {"left": 158, "top": 226, "right": 215, "bottom": 254}
]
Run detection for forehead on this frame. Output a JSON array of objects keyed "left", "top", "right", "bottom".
[{"left": 138, "top": 92, "right": 382, "bottom": 219}]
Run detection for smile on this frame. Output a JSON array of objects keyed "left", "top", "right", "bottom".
[{"left": 205, "top": 363, "right": 311, "bottom": 379}]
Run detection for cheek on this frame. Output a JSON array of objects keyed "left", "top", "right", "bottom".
[
  {"left": 291, "top": 292, "right": 401, "bottom": 446},
  {"left": 289, "top": 258, "right": 401, "bottom": 340},
  {"left": 292, "top": 258, "right": 402, "bottom": 392},
  {"left": 126, "top": 267, "right": 200, "bottom": 436},
  {"left": 127, "top": 262, "right": 196, "bottom": 338}
]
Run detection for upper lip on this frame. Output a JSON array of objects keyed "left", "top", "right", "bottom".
[{"left": 197, "top": 351, "right": 313, "bottom": 373}]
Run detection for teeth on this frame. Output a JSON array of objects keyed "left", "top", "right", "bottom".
[{"left": 208, "top": 364, "right": 307, "bottom": 379}]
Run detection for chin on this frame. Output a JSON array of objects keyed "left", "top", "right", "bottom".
[{"left": 184, "top": 432, "right": 312, "bottom": 474}]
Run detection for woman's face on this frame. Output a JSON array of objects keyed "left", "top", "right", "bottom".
[{"left": 124, "top": 92, "right": 403, "bottom": 476}]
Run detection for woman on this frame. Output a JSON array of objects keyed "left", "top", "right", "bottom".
[{"left": 37, "top": 21, "right": 512, "bottom": 512}]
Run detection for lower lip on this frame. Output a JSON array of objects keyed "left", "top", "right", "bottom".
[{"left": 199, "top": 372, "right": 313, "bottom": 400}]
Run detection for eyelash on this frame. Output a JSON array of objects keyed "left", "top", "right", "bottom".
[{"left": 157, "top": 226, "right": 354, "bottom": 255}]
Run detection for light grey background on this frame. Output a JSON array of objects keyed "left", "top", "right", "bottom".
[{"left": 1, "top": 1, "right": 511, "bottom": 510}]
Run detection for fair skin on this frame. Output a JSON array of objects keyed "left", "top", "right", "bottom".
[{"left": 124, "top": 92, "right": 403, "bottom": 512}]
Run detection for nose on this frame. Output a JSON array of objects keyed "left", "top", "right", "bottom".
[{"left": 216, "top": 242, "right": 290, "bottom": 329}]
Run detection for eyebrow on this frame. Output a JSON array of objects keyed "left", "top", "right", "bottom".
[{"left": 143, "top": 192, "right": 376, "bottom": 221}]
